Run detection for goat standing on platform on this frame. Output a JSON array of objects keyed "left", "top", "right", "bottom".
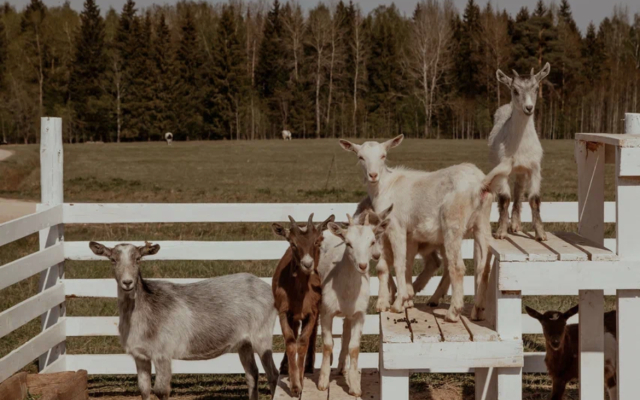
[
  {"left": 88, "top": 242, "right": 278, "bottom": 400},
  {"left": 526, "top": 305, "right": 618, "bottom": 400},
  {"left": 272, "top": 213, "right": 335, "bottom": 397},
  {"left": 316, "top": 210, "right": 391, "bottom": 396},
  {"left": 490, "top": 63, "right": 551, "bottom": 241},
  {"left": 339, "top": 136, "right": 512, "bottom": 321}
]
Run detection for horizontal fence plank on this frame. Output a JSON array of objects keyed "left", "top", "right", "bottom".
[
  {"left": 0, "top": 205, "right": 62, "bottom": 247},
  {"left": 499, "top": 260, "right": 640, "bottom": 294},
  {"left": 0, "top": 320, "right": 65, "bottom": 382},
  {"left": 63, "top": 352, "right": 547, "bottom": 375},
  {"left": 63, "top": 276, "right": 475, "bottom": 298},
  {"left": 0, "top": 284, "right": 65, "bottom": 339},
  {"left": 62, "top": 202, "right": 616, "bottom": 224},
  {"left": 0, "top": 244, "right": 65, "bottom": 291},
  {"left": 63, "top": 239, "right": 616, "bottom": 261},
  {"left": 64, "top": 313, "right": 567, "bottom": 338}
]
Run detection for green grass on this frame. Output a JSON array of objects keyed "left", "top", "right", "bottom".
[{"left": 0, "top": 139, "right": 617, "bottom": 399}]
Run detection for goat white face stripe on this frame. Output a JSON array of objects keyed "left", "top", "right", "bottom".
[{"left": 301, "top": 254, "right": 314, "bottom": 267}]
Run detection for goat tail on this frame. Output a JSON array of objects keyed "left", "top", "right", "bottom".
[{"left": 481, "top": 160, "right": 513, "bottom": 195}]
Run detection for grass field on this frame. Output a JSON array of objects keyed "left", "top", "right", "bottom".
[{"left": 0, "top": 139, "right": 618, "bottom": 399}]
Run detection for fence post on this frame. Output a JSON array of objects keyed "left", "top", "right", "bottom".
[
  {"left": 38, "top": 117, "right": 65, "bottom": 371},
  {"left": 616, "top": 113, "right": 640, "bottom": 399}
]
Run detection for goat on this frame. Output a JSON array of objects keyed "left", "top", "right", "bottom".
[
  {"left": 526, "top": 305, "right": 617, "bottom": 400},
  {"left": 490, "top": 63, "right": 551, "bottom": 241},
  {"left": 282, "top": 130, "right": 292, "bottom": 141},
  {"left": 88, "top": 242, "right": 278, "bottom": 400},
  {"left": 272, "top": 213, "right": 335, "bottom": 397},
  {"left": 339, "top": 135, "right": 512, "bottom": 321},
  {"left": 316, "top": 210, "right": 391, "bottom": 396},
  {"left": 354, "top": 196, "right": 447, "bottom": 311},
  {"left": 165, "top": 132, "right": 173, "bottom": 145}
]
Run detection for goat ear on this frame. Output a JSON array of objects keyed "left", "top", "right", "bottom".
[
  {"left": 339, "top": 139, "right": 360, "bottom": 153},
  {"left": 272, "top": 223, "right": 289, "bottom": 239},
  {"left": 496, "top": 69, "right": 512, "bottom": 87},
  {"left": 378, "top": 204, "right": 394, "bottom": 221},
  {"left": 535, "top": 62, "right": 551, "bottom": 83},
  {"left": 384, "top": 135, "right": 404, "bottom": 151},
  {"left": 317, "top": 214, "right": 335, "bottom": 232},
  {"left": 328, "top": 222, "right": 345, "bottom": 240},
  {"left": 138, "top": 244, "right": 160, "bottom": 257},
  {"left": 89, "top": 241, "right": 112, "bottom": 257},
  {"left": 525, "top": 306, "right": 543, "bottom": 320},
  {"left": 563, "top": 304, "right": 579, "bottom": 320},
  {"left": 375, "top": 218, "right": 391, "bottom": 238}
]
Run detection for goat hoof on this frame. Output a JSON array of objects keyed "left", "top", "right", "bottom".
[
  {"left": 508, "top": 225, "right": 521, "bottom": 234},
  {"left": 471, "top": 306, "right": 485, "bottom": 321},
  {"left": 444, "top": 310, "right": 460, "bottom": 323},
  {"left": 406, "top": 299, "right": 415, "bottom": 308},
  {"left": 317, "top": 375, "right": 329, "bottom": 391},
  {"left": 390, "top": 302, "right": 405, "bottom": 313},
  {"left": 290, "top": 385, "right": 301, "bottom": 397},
  {"left": 376, "top": 298, "right": 391, "bottom": 312},
  {"left": 536, "top": 232, "right": 547, "bottom": 241}
]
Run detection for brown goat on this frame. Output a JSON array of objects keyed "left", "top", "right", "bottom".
[
  {"left": 526, "top": 306, "right": 618, "bottom": 400},
  {"left": 272, "top": 213, "right": 334, "bottom": 397}
]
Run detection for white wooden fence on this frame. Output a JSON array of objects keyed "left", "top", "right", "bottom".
[{"left": 0, "top": 118, "right": 617, "bottom": 383}]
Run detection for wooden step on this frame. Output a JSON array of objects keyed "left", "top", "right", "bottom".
[
  {"left": 489, "top": 231, "right": 617, "bottom": 262},
  {"left": 273, "top": 369, "right": 380, "bottom": 400}
]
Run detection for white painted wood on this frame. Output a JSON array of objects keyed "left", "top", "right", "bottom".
[
  {"left": 489, "top": 239, "right": 528, "bottom": 262},
  {"left": 65, "top": 237, "right": 617, "bottom": 261},
  {"left": 62, "top": 201, "right": 616, "bottom": 224},
  {"left": 62, "top": 276, "right": 477, "bottom": 298},
  {"left": 506, "top": 233, "right": 557, "bottom": 261},
  {"left": 0, "top": 243, "right": 64, "bottom": 291},
  {"left": 624, "top": 113, "right": 640, "bottom": 135},
  {"left": 0, "top": 205, "right": 62, "bottom": 247},
  {"left": 530, "top": 232, "right": 588, "bottom": 261},
  {"left": 432, "top": 307, "right": 471, "bottom": 342},
  {"left": 615, "top": 175, "right": 640, "bottom": 259},
  {"left": 0, "top": 283, "right": 65, "bottom": 338},
  {"left": 381, "top": 341, "right": 522, "bottom": 369},
  {"left": 39, "top": 355, "right": 67, "bottom": 374},
  {"left": 497, "top": 368, "right": 522, "bottom": 400},
  {"left": 407, "top": 305, "right": 441, "bottom": 343},
  {"left": 578, "top": 290, "right": 604, "bottom": 400},
  {"left": 617, "top": 148, "right": 640, "bottom": 176},
  {"left": 498, "top": 260, "right": 640, "bottom": 294},
  {"left": 380, "top": 365, "right": 409, "bottom": 400},
  {"left": 576, "top": 140, "right": 605, "bottom": 246},
  {"left": 38, "top": 117, "right": 65, "bottom": 372},
  {"left": 0, "top": 320, "right": 65, "bottom": 383},
  {"left": 576, "top": 133, "right": 640, "bottom": 148},
  {"left": 475, "top": 367, "right": 497, "bottom": 400},
  {"left": 58, "top": 352, "right": 550, "bottom": 375},
  {"left": 554, "top": 232, "right": 617, "bottom": 261},
  {"left": 617, "top": 290, "right": 640, "bottom": 400},
  {"left": 495, "top": 282, "right": 522, "bottom": 400}
]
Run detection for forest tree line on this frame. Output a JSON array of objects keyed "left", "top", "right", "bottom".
[{"left": 1, "top": 0, "right": 639, "bottom": 142}]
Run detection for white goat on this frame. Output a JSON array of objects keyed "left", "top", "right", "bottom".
[
  {"left": 165, "top": 132, "right": 173, "bottom": 145},
  {"left": 282, "top": 130, "right": 292, "bottom": 141},
  {"left": 88, "top": 242, "right": 278, "bottom": 400},
  {"left": 490, "top": 63, "right": 550, "bottom": 241},
  {"left": 317, "top": 210, "right": 391, "bottom": 396},
  {"left": 339, "top": 136, "right": 512, "bottom": 321}
]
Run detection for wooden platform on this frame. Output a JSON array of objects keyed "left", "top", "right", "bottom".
[
  {"left": 490, "top": 231, "right": 617, "bottom": 262},
  {"left": 274, "top": 369, "right": 380, "bottom": 400},
  {"left": 380, "top": 305, "right": 523, "bottom": 370}
]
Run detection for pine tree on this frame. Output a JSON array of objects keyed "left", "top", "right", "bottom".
[
  {"left": 207, "top": 4, "right": 247, "bottom": 139},
  {"left": 126, "top": 12, "right": 155, "bottom": 140},
  {"left": 70, "top": 0, "right": 106, "bottom": 141},
  {"left": 151, "top": 12, "right": 179, "bottom": 137}
]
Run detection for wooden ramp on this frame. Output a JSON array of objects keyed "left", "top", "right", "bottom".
[
  {"left": 274, "top": 369, "right": 379, "bottom": 400},
  {"left": 380, "top": 305, "right": 522, "bottom": 370}
]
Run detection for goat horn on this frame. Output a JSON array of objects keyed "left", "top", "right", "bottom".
[
  {"left": 346, "top": 213, "right": 354, "bottom": 226},
  {"left": 364, "top": 213, "right": 370, "bottom": 226},
  {"left": 512, "top": 69, "right": 519, "bottom": 77},
  {"left": 307, "top": 213, "right": 314, "bottom": 230},
  {"left": 288, "top": 215, "right": 300, "bottom": 232},
  {"left": 530, "top": 67, "right": 535, "bottom": 76}
]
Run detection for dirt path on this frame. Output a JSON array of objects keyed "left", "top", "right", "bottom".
[{"left": 0, "top": 148, "right": 37, "bottom": 223}]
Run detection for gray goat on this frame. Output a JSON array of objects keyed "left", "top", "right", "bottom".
[{"left": 89, "top": 241, "right": 279, "bottom": 400}]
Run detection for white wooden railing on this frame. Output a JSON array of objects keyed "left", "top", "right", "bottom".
[{"left": 0, "top": 118, "right": 617, "bottom": 383}]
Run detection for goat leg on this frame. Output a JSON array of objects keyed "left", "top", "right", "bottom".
[
  {"left": 550, "top": 379, "right": 567, "bottom": 400},
  {"left": 509, "top": 174, "right": 525, "bottom": 233},
  {"left": 238, "top": 343, "right": 260, "bottom": 400},
  {"left": 134, "top": 358, "right": 152, "bottom": 400},
  {"left": 530, "top": 195, "right": 547, "bottom": 241},
  {"left": 280, "top": 313, "right": 301, "bottom": 395},
  {"left": 304, "top": 314, "right": 318, "bottom": 374},
  {"left": 318, "top": 313, "right": 334, "bottom": 391},
  {"left": 152, "top": 358, "right": 172, "bottom": 400},
  {"left": 495, "top": 193, "right": 511, "bottom": 239}
]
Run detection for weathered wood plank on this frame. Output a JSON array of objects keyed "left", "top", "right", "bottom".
[
  {"left": 576, "top": 140, "right": 605, "bottom": 246},
  {"left": 432, "top": 307, "right": 471, "bottom": 342},
  {"left": 489, "top": 238, "right": 528, "bottom": 262},
  {"left": 460, "top": 305, "right": 499, "bottom": 342},
  {"left": 576, "top": 133, "right": 640, "bottom": 148},
  {"left": 506, "top": 233, "right": 558, "bottom": 261},
  {"left": 273, "top": 373, "right": 327, "bottom": 400},
  {"left": 554, "top": 232, "right": 617, "bottom": 261},
  {"left": 380, "top": 312, "right": 412, "bottom": 344},
  {"left": 528, "top": 232, "right": 588, "bottom": 261},
  {"left": 407, "top": 305, "right": 441, "bottom": 343}
]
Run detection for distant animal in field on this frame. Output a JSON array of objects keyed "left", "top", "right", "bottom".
[
  {"left": 490, "top": 63, "right": 551, "bottom": 241},
  {"left": 526, "top": 305, "right": 617, "bottom": 400},
  {"left": 282, "top": 130, "right": 292, "bottom": 141},
  {"left": 88, "top": 241, "right": 278, "bottom": 400},
  {"left": 165, "top": 132, "right": 173, "bottom": 145},
  {"left": 271, "top": 213, "right": 334, "bottom": 397},
  {"left": 339, "top": 135, "right": 512, "bottom": 321},
  {"left": 317, "top": 209, "right": 391, "bottom": 396}
]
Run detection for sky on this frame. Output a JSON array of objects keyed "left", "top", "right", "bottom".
[{"left": 9, "top": 0, "right": 640, "bottom": 34}]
